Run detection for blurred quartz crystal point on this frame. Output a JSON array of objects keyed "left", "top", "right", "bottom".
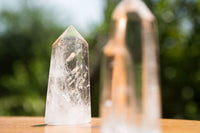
[
  {"left": 45, "top": 25, "right": 91, "bottom": 125},
  {"left": 100, "top": 16, "right": 139, "bottom": 133},
  {"left": 100, "top": 0, "right": 161, "bottom": 133}
]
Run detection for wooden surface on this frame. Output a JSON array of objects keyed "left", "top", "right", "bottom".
[{"left": 0, "top": 117, "right": 200, "bottom": 133}]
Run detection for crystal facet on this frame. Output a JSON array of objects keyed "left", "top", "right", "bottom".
[{"left": 45, "top": 25, "right": 91, "bottom": 125}]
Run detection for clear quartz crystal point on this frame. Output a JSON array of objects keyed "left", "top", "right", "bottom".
[
  {"left": 45, "top": 25, "right": 91, "bottom": 125},
  {"left": 100, "top": 0, "right": 161, "bottom": 133}
]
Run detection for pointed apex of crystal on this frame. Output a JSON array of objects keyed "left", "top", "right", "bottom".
[
  {"left": 64, "top": 25, "right": 86, "bottom": 41},
  {"left": 63, "top": 25, "right": 78, "bottom": 37},
  {"left": 53, "top": 25, "right": 87, "bottom": 46}
]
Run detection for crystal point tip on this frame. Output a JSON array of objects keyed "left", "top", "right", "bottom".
[
  {"left": 62, "top": 25, "right": 85, "bottom": 40},
  {"left": 53, "top": 25, "right": 88, "bottom": 46}
]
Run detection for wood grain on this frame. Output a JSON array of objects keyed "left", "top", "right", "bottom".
[{"left": 0, "top": 117, "right": 200, "bottom": 133}]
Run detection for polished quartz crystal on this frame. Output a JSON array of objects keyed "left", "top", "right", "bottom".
[
  {"left": 45, "top": 25, "right": 91, "bottom": 125},
  {"left": 100, "top": 0, "right": 161, "bottom": 133}
]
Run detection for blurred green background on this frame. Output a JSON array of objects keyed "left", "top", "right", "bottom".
[{"left": 0, "top": 0, "right": 200, "bottom": 120}]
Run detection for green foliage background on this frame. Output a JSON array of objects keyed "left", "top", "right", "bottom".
[{"left": 0, "top": 0, "right": 200, "bottom": 120}]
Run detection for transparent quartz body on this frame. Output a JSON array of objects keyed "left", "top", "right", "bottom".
[
  {"left": 45, "top": 26, "right": 91, "bottom": 125},
  {"left": 100, "top": 0, "right": 161, "bottom": 133}
]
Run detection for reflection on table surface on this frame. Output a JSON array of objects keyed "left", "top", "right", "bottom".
[{"left": 0, "top": 117, "right": 200, "bottom": 133}]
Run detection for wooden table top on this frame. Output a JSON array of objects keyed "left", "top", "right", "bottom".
[{"left": 0, "top": 117, "right": 200, "bottom": 133}]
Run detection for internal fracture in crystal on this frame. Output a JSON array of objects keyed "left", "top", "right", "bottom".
[{"left": 45, "top": 25, "right": 91, "bottom": 125}]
